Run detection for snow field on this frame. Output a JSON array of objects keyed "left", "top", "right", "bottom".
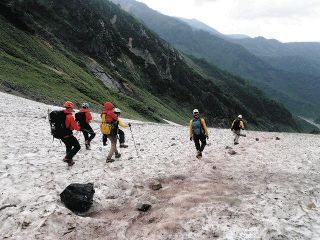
[{"left": 1, "top": 92, "right": 320, "bottom": 239}]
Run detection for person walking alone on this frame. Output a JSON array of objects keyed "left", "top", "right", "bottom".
[
  {"left": 231, "top": 114, "right": 245, "bottom": 145},
  {"left": 189, "top": 109, "right": 209, "bottom": 159}
]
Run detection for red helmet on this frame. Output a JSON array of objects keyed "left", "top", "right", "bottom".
[{"left": 64, "top": 101, "right": 74, "bottom": 108}]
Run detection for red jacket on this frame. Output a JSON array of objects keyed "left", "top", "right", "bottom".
[
  {"left": 102, "top": 102, "right": 118, "bottom": 122},
  {"left": 64, "top": 109, "right": 81, "bottom": 131},
  {"left": 80, "top": 108, "right": 92, "bottom": 124}
]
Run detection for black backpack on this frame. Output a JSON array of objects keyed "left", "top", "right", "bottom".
[
  {"left": 75, "top": 112, "right": 86, "bottom": 127},
  {"left": 231, "top": 119, "right": 241, "bottom": 131},
  {"left": 60, "top": 183, "right": 95, "bottom": 213},
  {"left": 49, "top": 110, "right": 70, "bottom": 139}
]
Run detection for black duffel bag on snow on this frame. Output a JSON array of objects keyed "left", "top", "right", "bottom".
[{"left": 60, "top": 183, "right": 95, "bottom": 213}]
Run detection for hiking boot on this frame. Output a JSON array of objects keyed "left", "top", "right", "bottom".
[
  {"left": 63, "top": 157, "right": 71, "bottom": 162},
  {"left": 85, "top": 141, "right": 91, "bottom": 150},
  {"left": 120, "top": 144, "right": 128, "bottom": 148},
  {"left": 106, "top": 158, "right": 115, "bottom": 163},
  {"left": 234, "top": 142, "right": 239, "bottom": 145},
  {"left": 103, "top": 142, "right": 107, "bottom": 146},
  {"left": 196, "top": 151, "right": 202, "bottom": 159},
  {"left": 67, "top": 160, "right": 75, "bottom": 166},
  {"left": 115, "top": 153, "right": 121, "bottom": 158}
]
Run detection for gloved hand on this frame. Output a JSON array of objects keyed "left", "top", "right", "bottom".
[
  {"left": 128, "top": 123, "right": 132, "bottom": 127},
  {"left": 190, "top": 136, "right": 193, "bottom": 141}
]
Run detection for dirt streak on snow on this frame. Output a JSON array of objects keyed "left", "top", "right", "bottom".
[{"left": 1, "top": 91, "right": 320, "bottom": 240}]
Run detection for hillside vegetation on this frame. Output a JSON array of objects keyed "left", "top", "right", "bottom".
[{"left": 0, "top": 0, "right": 302, "bottom": 131}]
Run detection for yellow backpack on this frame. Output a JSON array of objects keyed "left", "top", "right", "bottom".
[{"left": 100, "top": 114, "right": 114, "bottom": 135}]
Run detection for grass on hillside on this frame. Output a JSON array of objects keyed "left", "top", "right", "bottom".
[{"left": 0, "top": 17, "right": 190, "bottom": 124}]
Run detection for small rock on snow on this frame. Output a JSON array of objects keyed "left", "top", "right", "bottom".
[
  {"left": 136, "top": 203, "right": 152, "bottom": 212},
  {"left": 150, "top": 182, "right": 162, "bottom": 191},
  {"left": 276, "top": 137, "right": 281, "bottom": 140},
  {"left": 228, "top": 150, "right": 237, "bottom": 155},
  {"left": 307, "top": 202, "right": 316, "bottom": 209}
]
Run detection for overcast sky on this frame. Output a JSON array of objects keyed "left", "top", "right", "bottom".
[{"left": 137, "top": 0, "right": 320, "bottom": 42}]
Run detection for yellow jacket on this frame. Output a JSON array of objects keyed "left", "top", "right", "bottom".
[
  {"left": 118, "top": 119, "right": 128, "bottom": 128},
  {"left": 189, "top": 118, "right": 208, "bottom": 137}
]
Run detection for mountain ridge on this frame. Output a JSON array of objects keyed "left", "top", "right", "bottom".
[
  {"left": 0, "top": 0, "right": 309, "bottom": 132},
  {"left": 113, "top": 0, "right": 320, "bottom": 118}
]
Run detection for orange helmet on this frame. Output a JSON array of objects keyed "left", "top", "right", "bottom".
[{"left": 64, "top": 101, "right": 74, "bottom": 108}]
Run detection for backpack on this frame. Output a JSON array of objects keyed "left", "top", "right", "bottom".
[
  {"left": 60, "top": 183, "right": 95, "bottom": 213},
  {"left": 100, "top": 113, "right": 117, "bottom": 136},
  {"left": 231, "top": 119, "right": 241, "bottom": 131},
  {"left": 192, "top": 118, "right": 205, "bottom": 135},
  {"left": 75, "top": 112, "right": 86, "bottom": 127},
  {"left": 49, "top": 110, "right": 70, "bottom": 139}
]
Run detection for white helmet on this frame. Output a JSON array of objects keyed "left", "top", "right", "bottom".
[
  {"left": 114, "top": 108, "right": 121, "bottom": 113},
  {"left": 82, "top": 102, "right": 89, "bottom": 108},
  {"left": 238, "top": 114, "right": 243, "bottom": 119},
  {"left": 193, "top": 109, "right": 199, "bottom": 115}
]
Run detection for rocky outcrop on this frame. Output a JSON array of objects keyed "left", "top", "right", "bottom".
[{"left": 85, "top": 58, "right": 122, "bottom": 90}]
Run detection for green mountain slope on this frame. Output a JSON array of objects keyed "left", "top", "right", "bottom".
[
  {"left": 113, "top": 0, "right": 320, "bottom": 118},
  {"left": 0, "top": 0, "right": 301, "bottom": 131}
]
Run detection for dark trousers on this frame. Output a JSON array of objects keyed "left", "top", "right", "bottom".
[
  {"left": 193, "top": 134, "right": 206, "bottom": 152},
  {"left": 81, "top": 124, "right": 96, "bottom": 142},
  {"left": 103, "top": 129, "right": 125, "bottom": 145},
  {"left": 61, "top": 135, "right": 81, "bottom": 159},
  {"left": 118, "top": 129, "right": 125, "bottom": 144},
  {"left": 103, "top": 134, "right": 108, "bottom": 145}
]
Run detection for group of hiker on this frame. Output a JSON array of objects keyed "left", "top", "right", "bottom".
[
  {"left": 49, "top": 101, "right": 130, "bottom": 166},
  {"left": 49, "top": 101, "right": 246, "bottom": 166},
  {"left": 189, "top": 109, "right": 245, "bottom": 159}
]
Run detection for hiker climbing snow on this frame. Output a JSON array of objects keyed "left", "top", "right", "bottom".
[
  {"left": 231, "top": 114, "right": 246, "bottom": 145},
  {"left": 76, "top": 103, "right": 96, "bottom": 150},
  {"left": 189, "top": 109, "right": 209, "bottom": 159},
  {"left": 102, "top": 108, "right": 130, "bottom": 148},
  {"left": 113, "top": 108, "right": 131, "bottom": 148},
  {"left": 101, "top": 102, "right": 121, "bottom": 162},
  {"left": 49, "top": 101, "right": 81, "bottom": 166}
]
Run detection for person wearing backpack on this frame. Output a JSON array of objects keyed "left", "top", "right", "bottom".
[
  {"left": 77, "top": 103, "right": 96, "bottom": 150},
  {"left": 100, "top": 102, "right": 120, "bottom": 162},
  {"left": 231, "top": 114, "right": 245, "bottom": 145},
  {"left": 113, "top": 108, "right": 131, "bottom": 148},
  {"left": 102, "top": 108, "right": 130, "bottom": 148},
  {"left": 61, "top": 101, "right": 81, "bottom": 166},
  {"left": 189, "top": 109, "right": 209, "bottom": 159}
]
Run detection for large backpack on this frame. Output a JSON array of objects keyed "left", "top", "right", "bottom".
[
  {"left": 192, "top": 118, "right": 205, "bottom": 135},
  {"left": 231, "top": 119, "right": 241, "bottom": 131},
  {"left": 75, "top": 112, "right": 86, "bottom": 127},
  {"left": 100, "top": 113, "right": 117, "bottom": 136},
  {"left": 49, "top": 110, "right": 70, "bottom": 139}
]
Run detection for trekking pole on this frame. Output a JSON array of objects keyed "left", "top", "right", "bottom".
[{"left": 129, "top": 125, "right": 139, "bottom": 157}]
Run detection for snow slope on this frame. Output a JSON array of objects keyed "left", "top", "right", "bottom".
[{"left": 1, "top": 91, "right": 320, "bottom": 240}]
